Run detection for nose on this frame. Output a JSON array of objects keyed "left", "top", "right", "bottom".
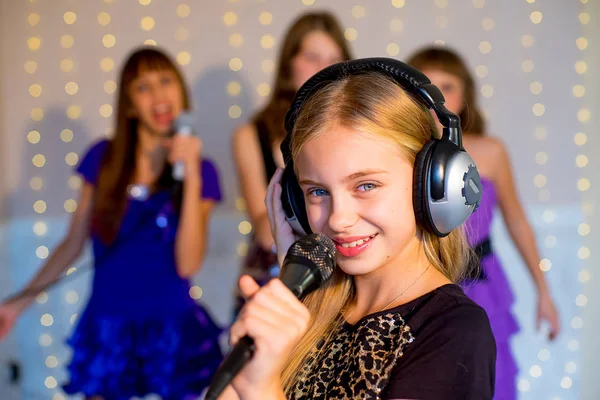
[
  {"left": 327, "top": 195, "right": 357, "bottom": 233},
  {"left": 150, "top": 82, "right": 166, "bottom": 101}
]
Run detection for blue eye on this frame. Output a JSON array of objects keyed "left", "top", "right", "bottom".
[
  {"left": 137, "top": 84, "right": 149, "bottom": 92},
  {"left": 161, "top": 76, "right": 173, "bottom": 85},
  {"left": 308, "top": 188, "right": 329, "bottom": 197},
  {"left": 358, "top": 183, "right": 377, "bottom": 192}
]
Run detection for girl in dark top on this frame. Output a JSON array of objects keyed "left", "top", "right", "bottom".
[
  {"left": 232, "top": 11, "right": 353, "bottom": 317},
  {"left": 219, "top": 60, "right": 496, "bottom": 400},
  {"left": 0, "top": 47, "right": 223, "bottom": 399}
]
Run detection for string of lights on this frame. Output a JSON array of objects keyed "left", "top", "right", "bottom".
[{"left": 7, "top": 1, "right": 592, "bottom": 398}]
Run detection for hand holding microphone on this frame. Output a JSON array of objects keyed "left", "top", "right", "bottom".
[
  {"left": 204, "top": 233, "right": 337, "bottom": 400},
  {"left": 165, "top": 111, "right": 202, "bottom": 181}
]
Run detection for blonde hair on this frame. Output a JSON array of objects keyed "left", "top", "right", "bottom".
[{"left": 281, "top": 72, "right": 470, "bottom": 392}]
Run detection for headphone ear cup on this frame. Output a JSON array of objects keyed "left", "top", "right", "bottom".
[
  {"left": 280, "top": 163, "right": 312, "bottom": 236},
  {"left": 413, "top": 140, "right": 436, "bottom": 234}
]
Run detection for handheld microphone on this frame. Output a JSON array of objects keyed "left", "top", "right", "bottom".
[
  {"left": 204, "top": 233, "right": 337, "bottom": 400},
  {"left": 171, "top": 111, "right": 194, "bottom": 181}
]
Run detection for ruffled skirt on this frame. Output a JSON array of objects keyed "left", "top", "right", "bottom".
[{"left": 62, "top": 304, "right": 223, "bottom": 400}]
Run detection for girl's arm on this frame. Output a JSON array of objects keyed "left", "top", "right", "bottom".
[
  {"left": 175, "top": 174, "right": 216, "bottom": 278},
  {"left": 491, "top": 138, "right": 549, "bottom": 295},
  {"left": 232, "top": 123, "right": 275, "bottom": 251},
  {"left": 170, "top": 135, "right": 218, "bottom": 278},
  {"left": 490, "top": 137, "right": 560, "bottom": 338},
  {"left": 9, "top": 183, "right": 94, "bottom": 311}
]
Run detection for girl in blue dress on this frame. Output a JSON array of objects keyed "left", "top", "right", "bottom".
[{"left": 0, "top": 47, "right": 224, "bottom": 399}]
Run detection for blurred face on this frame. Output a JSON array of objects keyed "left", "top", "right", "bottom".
[
  {"left": 296, "top": 125, "right": 421, "bottom": 277},
  {"left": 421, "top": 68, "right": 465, "bottom": 116},
  {"left": 290, "top": 31, "right": 344, "bottom": 91},
  {"left": 127, "top": 68, "right": 184, "bottom": 136}
]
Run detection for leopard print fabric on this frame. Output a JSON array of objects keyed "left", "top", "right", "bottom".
[{"left": 288, "top": 312, "right": 414, "bottom": 399}]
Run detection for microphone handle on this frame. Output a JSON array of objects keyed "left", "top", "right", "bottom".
[
  {"left": 172, "top": 125, "right": 193, "bottom": 181},
  {"left": 278, "top": 259, "right": 320, "bottom": 298},
  {"left": 204, "top": 336, "right": 256, "bottom": 400}
]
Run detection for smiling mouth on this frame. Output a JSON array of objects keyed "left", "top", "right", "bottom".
[
  {"left": 335, "top": 234, "right": 378, "bottom": 248},
  {"left": 151, "top": 104, "right": 173, "bottom": 123}
]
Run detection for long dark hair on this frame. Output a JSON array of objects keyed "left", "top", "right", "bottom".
[
  {"left": 92, "top": 47, "right": 190, "bottom": 244},
  {"left": 254, "top": 11, "right": 353, "bottom": 145},
  {"left": 406, "top": 46, "right": 486, "bottom": 135}
]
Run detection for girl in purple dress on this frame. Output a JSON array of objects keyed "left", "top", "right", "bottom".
[
  {"left": 0, "top": 47, "right": 223, "bottom": 399},
  {"left": 408, "top": 47, "right": 561, "bottom": 400}
]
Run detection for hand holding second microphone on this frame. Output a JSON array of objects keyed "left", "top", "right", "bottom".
[
  {"left": 165, "top": 133, "right": 202, "bottom": 181},
  {"left": 162, "top": 111, "right": 202, "bottom": 182}
]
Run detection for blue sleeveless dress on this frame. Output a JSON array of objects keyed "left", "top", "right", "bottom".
[{"left": 62, "top": 139, "right": 224, "bottom": 400}]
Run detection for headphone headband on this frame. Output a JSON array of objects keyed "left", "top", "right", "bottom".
[
  {"left": 281, "top": 57, "right": 462, "bottom": 163},
  {"left": 278, "top": 57, "right": 481, "bottom": 238}
]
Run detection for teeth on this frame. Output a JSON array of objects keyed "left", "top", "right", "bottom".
[{"left": 340, "top": 235, "right": 374, "bottom": 248}]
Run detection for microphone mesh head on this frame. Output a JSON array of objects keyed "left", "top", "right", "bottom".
[{"left": 287, "top": 233, "right": 337, "bottom": 282}]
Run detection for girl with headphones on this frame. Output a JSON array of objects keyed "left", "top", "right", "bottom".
[{"left": 218, "top": 58, "right": 496, "bottom": 400}]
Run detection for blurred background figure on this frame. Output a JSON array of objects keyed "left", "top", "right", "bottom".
[
  {"left": 231, "top": 11, "right": 353, "bottom": 318},
  {"left": 407, "top": 46, "right": 561, "bottom": 400},
  {"left": 0, "top": 47, "right": 224, "bottom": 399}
]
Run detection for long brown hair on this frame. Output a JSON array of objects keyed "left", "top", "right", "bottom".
[
  {"left": 281, "top": 73, "right": 470, "bottom": 391},
  {"left": 406, "top": 47, "right": 486, "bottom": 135},
  {"left": 92, "top": 47, "right": 190, "bottom": 244},
  {"left": 254, "top": 11, "right": 353, "bottom": 145}
]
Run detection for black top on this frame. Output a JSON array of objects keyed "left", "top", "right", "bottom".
[
  {"left": 256, "top": 120, "right": 277, "bottom": 184},
  {"left": 289, "top": 284, "right": 496, "bottom": 400}
]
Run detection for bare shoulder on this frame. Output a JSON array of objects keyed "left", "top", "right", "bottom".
[
  {"left": 462, "top": 134, "right": 508, "bottom": 177},
  {"left": 232, "top": 122, "right": 258, "bottom": 146},
  {"left": 481, "top": 136, "right": 505, "bottom": 155},
  {"left": 232, "top": 123, "right": 262, "bottom": 163},
  {"left": 464, "top": 134, "right": 503, "bottom": 150},
  {"left": 481, "top": 136, "right": 509, "bottom": 166}
]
